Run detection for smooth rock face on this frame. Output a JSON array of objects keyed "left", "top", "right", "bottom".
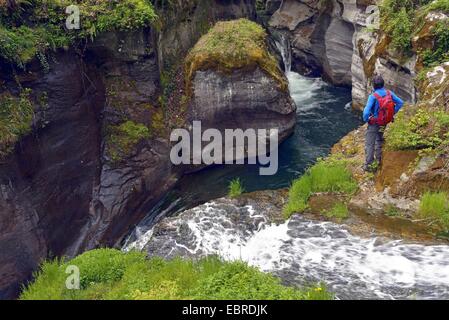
[
  {"left": 373, "top": 58, "right": 417, "bottom": 104},
  {"left": 191, "top": 68, "right": 296, "bottom": 142},
  {"left": 323, "top": 18, "right": 354, "bottom": 86}
]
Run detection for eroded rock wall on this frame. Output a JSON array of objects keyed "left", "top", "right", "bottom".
[{"left": 268, "top": 0, "right": 419, "bottom": 109}]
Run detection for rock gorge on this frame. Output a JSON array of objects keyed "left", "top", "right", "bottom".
[
  {"left": 0, "top": 0, "right": 296, "bottom": 298},
  {"left": 266, "top": 0, "right": 419, "bottom": 109},
  {"left": 1, "top": 0, "right": 448, "bottom": 299}
]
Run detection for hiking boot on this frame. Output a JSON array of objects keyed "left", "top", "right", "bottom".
[{"left": 363, "top": 164, "right": 377, "bottom": 173}]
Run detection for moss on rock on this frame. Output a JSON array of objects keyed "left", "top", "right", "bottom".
[
  {"left": 184, "top": 18, "right": 287, "bottom": 93},
  {"left": 0, "top": 89, "right": 34, "bottom": 157},
  {"left": 106, "top": 120, "right": 150, "bottom": 163}
]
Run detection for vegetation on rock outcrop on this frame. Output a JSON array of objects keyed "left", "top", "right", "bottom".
[
  {"left": 0, "top": 0, "right": 158, "bottom": 68},
  {"left": 283, "top": 158, "right": 358, "bottom": 219},
  {"left": 20, "top": 248, "right": 333, "bottom": 300},
  {"left": 385, "top": 105, "right": 449, "bottom": 151},
  {"left": 184, "top": 18, "right": 287, "bottom": 92},
  {"left": 106, "top": 120, "right": 151, "bottom": 163},
  {"left": 418, "top": 191, "right": 449, "bottom": 229},
  {"left": 0, "top": 88, "right": 33, "bottom": 157},
  {"left": 381, "top": 0, "right": 449, "bottom": 66}
]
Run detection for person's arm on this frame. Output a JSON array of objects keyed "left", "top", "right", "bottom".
[
  {"left": 363, "top": 94, "right": 376, "bottom": 122},
  {"left": 391, "top": 91, "right": 404, "bottom": 113}
]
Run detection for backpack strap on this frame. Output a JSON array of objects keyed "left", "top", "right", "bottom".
[{"left": 373, "top": 92, "right": 382, "bottom": 101}]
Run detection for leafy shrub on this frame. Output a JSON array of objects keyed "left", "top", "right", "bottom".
[
  {"left": 228, "top": 178, "right": 245, "bottom": 198},
  {"left": 283, "top": 159, "right": 358, "bottom": 218},
  {"left": 422, "top": 20, "right": 449, "bottom": 67},
  {"left": 21, "top": 249, "right": 333, "bottom": 300},
  {"left": 390, "top": 8, "right": 413, "bottom": 52},
  {"left": 418, "top": 192, "right": 449, "bottom": 229},
  {"left": 0, "top": 89, "right": 34, "bottom": 157},
  {"left": 385, "top": 106, "right": 449, "bottom": 150},
  {"left": 380, "top": 0, "right": 434, "bottom": 54}
]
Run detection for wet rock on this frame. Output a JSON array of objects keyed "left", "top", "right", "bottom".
[{"left": 0, "top": 50, "right": 104, "bottom": 298}]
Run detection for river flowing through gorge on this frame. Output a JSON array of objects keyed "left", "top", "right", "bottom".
[{"left": 123, "top": 42, "right": 449, "bottom": 300}]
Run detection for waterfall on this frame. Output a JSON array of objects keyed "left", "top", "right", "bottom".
[{"left": 275, "top": 33, "right": 292, "bottom": 73}]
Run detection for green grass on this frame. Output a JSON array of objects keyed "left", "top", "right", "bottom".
[
  {"left": 0, "top": 0, "right": 158, "bottom": 68},
  {"left": 426, "top": 0, "right": 449, "bottom": 12},
  {"left": 20, "top": 248, "right": 333, "bottom": 300},
  {"left": 283, "top": 159, "right": 358, "bottom": 219},
  {"left": 228, "top": 178, "right": 245, "bottom": 198},
  {"left": 385, "top": 106, "right": 449, "bottom": 151},
  {"left": 418, "top": 192, "right": 449, "bottom": 229},
  {"left": 323, "top": 202, "right": 349, "bottom": 221},
  {"left": 0, "top": 88, "right": 34, "bottom": 157},
  {"left": 106, "top": 120, "right": 150, "bottom": 163},
  {"left": 185, "top": 19, "right": 286, "bottom": 93}
]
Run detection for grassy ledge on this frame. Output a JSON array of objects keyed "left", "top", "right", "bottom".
[
  {"left": 184, "top": 18, "right": 287, "bottom": 94},
  {"left": 418, "top": 191, "right": 449, "bottom": 230},
  {"left": 20, "top": 248, "right": 333, "bottom": 300},
  {"left": 283, "top": 158, "right": 358, "bottom": 219}
]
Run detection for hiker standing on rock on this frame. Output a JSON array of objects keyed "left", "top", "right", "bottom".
[{"left": 363, "top": 75, "right": 404, "bottom": 172}]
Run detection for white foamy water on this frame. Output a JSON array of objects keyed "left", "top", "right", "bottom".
[
  {"left": 125, "top": 200, "right": 449, "bottom": 300},
  {"left": 287, "top": 72, "right": 325, "bottom": 104}
]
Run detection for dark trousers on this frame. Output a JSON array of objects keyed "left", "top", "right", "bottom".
[{"left": 365, "top": 124, "right": 384, "bottom": 168}]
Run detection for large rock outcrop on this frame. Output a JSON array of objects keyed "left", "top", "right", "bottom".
[
  {"left": 185, "top": 19, "right": 296, "bottom": 164},
  {"left": 191, "top": 68, "right": 296, "bottom": 142}
]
